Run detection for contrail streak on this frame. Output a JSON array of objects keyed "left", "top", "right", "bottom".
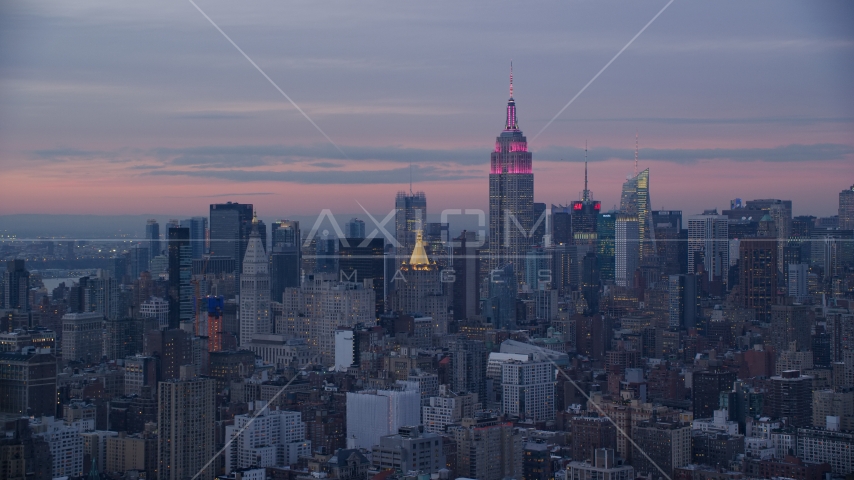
[
  {"left": 187, "top": 0, "right": 348, "bottom": 159},
  {"left": 532, "top": 0, "right": 676, "bottom": 141}
]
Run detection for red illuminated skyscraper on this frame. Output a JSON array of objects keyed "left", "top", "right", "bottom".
[{"left": 489, "top": 64, "right": 534, "bottom": 284}]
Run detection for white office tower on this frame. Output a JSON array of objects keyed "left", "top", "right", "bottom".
[
  {"left": 501, "top": 359, "right": 555, "bottom": 421},
  {"left": 240, "top": 221, "right": 270, "bottom": 348},
  {"left": 281, "top": 274, "right": 374, "bottom": 363},
  {"left": 615, "top": 214, "right": 640, "bottom": 287},
  {"left": 225, "top": 402, "right": 311, "bottom": 473},
  {"left": 788, "top": 263, "right": 809, "bottom": 302},
  {"left": 334, "top": 329, "right": 355, "bottom": 372},
  {"left": 346, "top": 382, "right": 421, "bottom": 449},
  {"left": 687, "top": 211, "right": 729, "bottom": 285}
]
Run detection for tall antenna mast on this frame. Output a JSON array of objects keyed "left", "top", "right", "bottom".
[
  {"left": 509, "top": 61, "right": 513, "bottom": 98},
  {"left": 634, "top": 130, "right": 639, "bottom": 176},
  {"left": 409, "top": 157, "right": 413, "bottom": 195},
  {"left": 583, "top": 140, "right": 590, "bottom": 202}
]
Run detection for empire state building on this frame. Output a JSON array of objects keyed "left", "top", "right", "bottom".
[{"left": 488, "top": 65, "right": 534, "bottom": 284}]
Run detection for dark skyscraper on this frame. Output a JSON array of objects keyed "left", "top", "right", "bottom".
[
  {"left": 596, "top": 211, "right": 616, "bottom": 283},
  {"left": 209, "top": 202, "right": 254, "bottom": 274},
  {"left": 450, "top": 338, "right": 487, "bottom": 404},
  {"left": 551, "top": 206, "right": 572, "bottom": 246},
  {"left": 180, "top": 216, "right": 208, "bottom": 259},
  {"left": 489, "top": 65, "right": 534, "bottom": 285},
  {"left": 167, "top": 227, "right": 192, "bottom": 329},
  {"left": 338, "top": 237, "right": 385, "bottom": 317},
  {"left": 270, "top": 220, "right": 301, "bottom": 301},
  {"left": 693, "top": 369, "right": 736, "bottom": 419},
  {"left": 3, "top": 259, "right": 29, "bottom": 311},
  {"left": 145, "top": 219, "right": 160, "bottom": 265},
  {"left": 652, "top": 210, "right": 685, "bottom": 275},
  {"left": 452, "top": 231, "right": 481, "bottom": 321},
  {"left": 739, "top": 235, "right": 778, "bottom": 324}
]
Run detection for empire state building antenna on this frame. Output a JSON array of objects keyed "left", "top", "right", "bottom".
[{"left": 583, "top": 140, "right": 590, "bottom": 202}]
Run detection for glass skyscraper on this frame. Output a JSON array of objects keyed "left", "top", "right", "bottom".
[
  {"left": 620, "top": 168, "right": 653, "bottom": 263},
  {"left": 209, "top": 202, "right": 254, "bottom": 274}
]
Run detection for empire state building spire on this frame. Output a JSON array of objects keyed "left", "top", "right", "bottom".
[
  {"left": 490, "top": 63, "right": 533, "bottom": 287},
  {"left": 505, "top": 62, "right": 518, "bottom": 131}
]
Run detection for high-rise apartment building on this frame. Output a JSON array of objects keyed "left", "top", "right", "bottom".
[
  {"left": 571, "top": 416, "right": 618, "bottom": 462},
  {"left": 687, "top": 211, "right": 729, "bottom": 286},
  {"left": 239, "top": 222, "right": 270, "bottom": 347},
  {"left": 224, "top": 403, "right": 311, "bottom": 473},
  {"left": 158, "top": 367, "right": 216, "bottom": 480},
  {"left": 30, "top": 416, "right": 91, "bottom": 478},
  {"left": 449, "top": 416, "right": 523, "bottom": 480},
  {"left": 450, "top": 338, "right": 487, "bottom": 403},
  {"left": 422, "top": 388, "right": 479, "bottom": 434},
  {"left": 488, "top": 67, "right": 534, "bottom": 285},
  {"left": 167, "top": 227, "right": 192, "bottom": 329},
  {"left": 209, "top": 202, "right": 254, "bottom": 273},
  {"left": 615, "top": 214, "right": 639, "bottom": 287},
  {"left": 840, "top": 184, "right": 854, "bottom": 230},
  {"left": 630, "top": 420, "right": 691, "bottom": 479},
  {"left": 768, "top": 370, "right": 813, "bottom": 428},
  {"left": 501, "top": 359, "right": 555, "bottom": 421}
]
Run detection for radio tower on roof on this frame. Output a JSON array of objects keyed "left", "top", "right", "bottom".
[
  {"left": 582, "top": 140, "right": 590, "bottom": 202},
  {"left": 635, "top": 130, "right": 639, "bottom": 176}
]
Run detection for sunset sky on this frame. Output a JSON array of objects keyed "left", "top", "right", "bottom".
[{"left": 1, "top": 1, "right": 852, "bottom": 220}]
